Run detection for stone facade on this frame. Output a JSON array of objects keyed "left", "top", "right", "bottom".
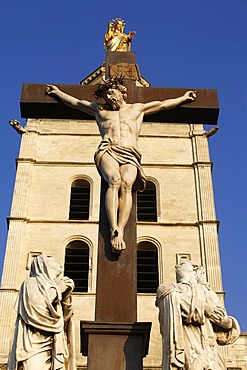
[{"left": 1, "top": 115, "right": 246, "bottom": 368}]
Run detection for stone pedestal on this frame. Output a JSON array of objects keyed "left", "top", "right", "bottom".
[{"left": 80, "top": 322, "right": 151, "bottom": 370}]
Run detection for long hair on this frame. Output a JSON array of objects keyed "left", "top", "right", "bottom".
[{"left": 94, "top": 76, "right": 127, "bottom": 100}]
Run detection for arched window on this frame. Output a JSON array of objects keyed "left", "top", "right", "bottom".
[
  {"left": 64, "top": 240, "right": 89, "bottom": 292},
  {"left": 137, "top": 241, "right": 159, "bottom": 293},
  {"left": 137, "top": 180, "right": 157, "bottom": 222},
  {"left": 69, "top": 179, "right": 90, "bottom": 220}
]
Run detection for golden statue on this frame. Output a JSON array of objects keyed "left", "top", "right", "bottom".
[{"left": 104, "top": 18, "right": 136, "bottom": 52}]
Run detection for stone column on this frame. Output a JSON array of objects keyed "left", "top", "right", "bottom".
[{"left": 191, "top": 126, "right": 223, "bottom": 292}]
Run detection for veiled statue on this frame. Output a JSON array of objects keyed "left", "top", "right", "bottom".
[
  {"left": 8, "top": 255, "right": 76, "bottom": 370},
  {"left": 156, "top": 261, "right": 240, "bottom": 370}
]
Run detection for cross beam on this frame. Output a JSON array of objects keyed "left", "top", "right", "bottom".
[
  {"left": 20, "top": 51, "right": 219, "bottom": 125},
  {"left": 20, "top": 83, "right": 219, "bottom": 124}
]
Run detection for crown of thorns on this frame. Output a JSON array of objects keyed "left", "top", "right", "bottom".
[{"left": 94, "top": 76, "right": 127, "bottom": 99}]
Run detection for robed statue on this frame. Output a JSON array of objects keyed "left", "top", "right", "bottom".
[
  {"left": 104, "top": 18, "right": 136, "bottom": 52},
  {"left": 156, "top": 261, "right": 240, "bottom": 370},
  {"left": 8, "top": 255, "right": 76, "bottom": 370}
]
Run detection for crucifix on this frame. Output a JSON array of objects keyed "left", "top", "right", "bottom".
[
  {"left": 20, "top": 45, "right": 219, "bottom": 370},
  {"left": 45, "top": 78, "right": 196, "bottom": 252}
]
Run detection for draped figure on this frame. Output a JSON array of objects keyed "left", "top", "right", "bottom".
[
  {"left": 104, "top": 18, "right": 136, "bottom": 52},
  {"left": 156, "top": 262, "right": 240, "bottom": 370},
  {"left": 8, "top": 255, "right": 76, "bottom": 370}
]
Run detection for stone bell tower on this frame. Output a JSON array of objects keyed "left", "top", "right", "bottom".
[{"left": 1, "top": 22, "right": 245, "bottom": 369}]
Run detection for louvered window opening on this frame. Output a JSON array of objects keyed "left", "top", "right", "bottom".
[
  {"left": 137, "top": 181, "right": 157, "bottom": 222},
  {"left": 137, "top": 242, "right": 159, "bottom": 293},
  {"left": 69, "top": 180, "right": 90, "bottom": 220},
  {"left": 64, "top": 241, "right": 89, "bottom": 292}
]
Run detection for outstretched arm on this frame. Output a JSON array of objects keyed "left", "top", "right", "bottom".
[
  {"left": 142, "top": 91, "right": 196, "bottom": 115},
  {"left": 46, "top": 84, "right": 98, "bottom": 116}
]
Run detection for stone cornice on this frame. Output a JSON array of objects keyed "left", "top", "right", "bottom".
[
  {"left": 138, "top": 220, "right": 220, "bottom": 227},
  {"left": 15, "top": 159, "right": 213, "bottom": 168},
  {"left": 0, "top": 288, "right": 19, "bottom": 293},
  {"left": 6, "top": 217, "right": 219, "bottom": 227}
]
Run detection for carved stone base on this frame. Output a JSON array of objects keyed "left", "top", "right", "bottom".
[{"left": 80, "top": 321, "right": 151, "bottom": 370}]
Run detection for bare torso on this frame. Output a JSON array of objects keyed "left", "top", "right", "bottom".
[
  {"left": 94, "top": 103, "right": 144, "bottom": 148},
  {"left": 45, "top": 83, "right": 196, "bottom": 252}
]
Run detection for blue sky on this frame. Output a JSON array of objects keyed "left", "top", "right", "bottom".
[{"left": 0, "top": 0, "right": 246, "bottom": 330}]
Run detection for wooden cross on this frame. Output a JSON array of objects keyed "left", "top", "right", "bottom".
[{"left": 20, "top": 51, "right": 219, "bottom": 370}]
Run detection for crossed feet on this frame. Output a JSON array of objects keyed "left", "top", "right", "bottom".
[{"left": 110, "top": 228, "right": 126, "bottom": 252}]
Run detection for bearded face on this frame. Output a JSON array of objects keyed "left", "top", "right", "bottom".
[
  {"left": 109, "top": 98, "right": 122, "bottom": 110},
  {"left": 104, "top": 88, "right": 124, "bottom": 110}
]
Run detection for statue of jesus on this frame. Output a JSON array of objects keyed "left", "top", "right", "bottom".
[{"left": 46, "top": 77, "right": 196, "bottom": 252}]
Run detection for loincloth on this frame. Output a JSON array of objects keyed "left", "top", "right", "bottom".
[{"left": 94, "top": 139, "right": 146, "bottom": 191}]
